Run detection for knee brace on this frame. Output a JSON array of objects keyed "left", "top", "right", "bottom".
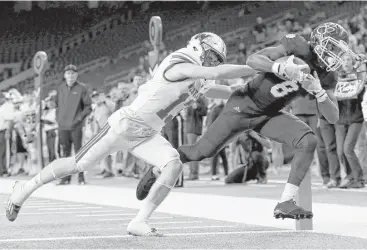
[{"left": 156, "top": 159, "right": 183, "bottom": 189}]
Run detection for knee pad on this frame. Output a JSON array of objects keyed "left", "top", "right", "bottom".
[
  {"left": 158, "top": 148, "right": 181, "bottom": 171},
  {"left": 156, "top": 159, "right": 183, "bottom": 189},
  {"left": 295, "top": 132, "right": 317, "bottom": 153}
]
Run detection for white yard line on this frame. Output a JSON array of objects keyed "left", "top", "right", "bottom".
[{"left": 0, "top": 230, "right": 298, "bottom": 242}]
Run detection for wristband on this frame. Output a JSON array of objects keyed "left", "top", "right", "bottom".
[
  {"left": 316, "top": 89, "right": 327, "bottom": 102},
  {"left": 271, "top": 62, "right": 280, "bottom": 74}
]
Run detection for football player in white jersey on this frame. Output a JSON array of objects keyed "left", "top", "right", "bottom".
[{"left": 5, "top": 32, "right": 256, "bottom": 236}]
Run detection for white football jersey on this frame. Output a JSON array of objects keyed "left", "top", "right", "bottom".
[{"left": 109, "top": 48, "right": 215, "bottom": 131}]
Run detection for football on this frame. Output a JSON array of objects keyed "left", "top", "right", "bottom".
[{"left": 274, "top": 55, "right": 311, "bottom": 81}]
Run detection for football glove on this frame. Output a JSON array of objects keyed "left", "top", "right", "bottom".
[
  {"left": 353, "top": 53, "right": 367, "bottom": 70},
  {"left": 272, "top": 55, "right": 309, "bottom": 82},
  {"left": 300, "top": 71, "right": 327, "bottom": 102}
]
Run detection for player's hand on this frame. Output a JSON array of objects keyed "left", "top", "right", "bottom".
[
  {"left": 353, "top": 53, "right": 367, "bottom": 70},
  {"left": 277, "top": 55, "right": 309, "bottom": 82},
  {"left": 300, "top": 72, "right": 327, "bottom": 101}
]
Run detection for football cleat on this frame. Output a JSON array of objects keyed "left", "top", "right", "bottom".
[
  {"left": 274, "top": 200, "right": 313, "bottom": 220},
  {"left": 5, "top": 181, "right": 27, "bottom": 222},
  {"left": 136, "top": 167, "right": 157, "bottom": 201},
  {"left": 127, "top": 220, "right": 163, "bottom": 237}
]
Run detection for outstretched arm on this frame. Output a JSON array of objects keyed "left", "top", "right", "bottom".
[{"left": 164, "top": 63, "right": 257, "bottom": 82}]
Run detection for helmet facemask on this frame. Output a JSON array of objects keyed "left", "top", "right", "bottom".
[
  {"left": 314, "top": 36, "right": 349, "bottom": 72},
  {"left": 311, "top": 22, "right": 352, "bottom": 72},
  {"left": 202, "top": 50, "right": 224, "bottom": 67},
  {"left": 188, "top": 32, "right": 227, "bottom": 66}
]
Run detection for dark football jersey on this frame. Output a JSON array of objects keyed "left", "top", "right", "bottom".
[{"left": 247, "top": 34, "right": 338, "bottom": 114}]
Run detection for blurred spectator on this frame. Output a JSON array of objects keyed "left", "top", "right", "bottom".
[
  {"left": 91, "top": 90, "right": 114, "bottom": 178},
  {"left": 207, "top": 99, "right": 228, "bottom": 181},
  {"left": 55, "top": 64, "right": 92, "bottom": 185},
  {"left": 42, "top": 94, "right": 58, "bottom": 164},
  {"left": 11, "top": 102, "right": 28, "bottom": 175},
  {"left": 302, "top": 23, "right": 313, "bottom": 37},
  {"left": 284, "top": 20, "right": 294, "bottom": 33},
  {"left": 184, "top": 95, "right": 207, "bottom": 180},
  {"left": 335, "top": 54, "right": 366, "bottom": 188},
  {"left": 0, "top": 92, "right": 14, "bottom": 177},
  {"left": 252, "top": 17, "right": 267, "bottom": 43},
  {"left": 225, "top": 130, "right": 270, "bottom": 184}
]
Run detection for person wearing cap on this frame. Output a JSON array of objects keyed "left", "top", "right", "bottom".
[{"left": 55, "top": 64, "right": 92, "bottom": 185}]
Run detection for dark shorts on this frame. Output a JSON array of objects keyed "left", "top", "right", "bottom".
[
  {"left": 195, "top": 89, "right": 314, "bottom": 158},
  {"left": 16, "top": 133, "right": 27, "bottom": 153}
]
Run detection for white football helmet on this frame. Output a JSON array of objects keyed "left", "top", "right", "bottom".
[{"left": 187, "top": 32, "right": 227, "bottom": 65}]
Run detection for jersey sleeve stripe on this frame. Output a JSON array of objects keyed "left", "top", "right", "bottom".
[
  {"left": 162, "top": 62, "right": 190, "bottom": 83},
  {"left": 174, "top": 51, "right": 199, "bottom": 65},
  {"left": 162, "top": 53, "right": 195, "bottom": 83}
]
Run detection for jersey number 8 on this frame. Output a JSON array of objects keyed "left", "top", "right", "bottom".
[{"left": 270, "top": 81, "right": 299, "bottom": 98}]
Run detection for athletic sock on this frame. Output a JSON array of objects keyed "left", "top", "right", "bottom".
[
  {"left": 18, "top": 173, "right": 44, "bottom": 204},
  {"left": 134, "top": 202, "right": 158, "bottom": 222},
  {"left": 280, "top": 183, "right": 298, "bottom": 202}
]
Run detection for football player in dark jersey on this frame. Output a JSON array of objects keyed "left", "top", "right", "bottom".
[{"left": 137, "top": 22, "right": 354, "bottom": 220}]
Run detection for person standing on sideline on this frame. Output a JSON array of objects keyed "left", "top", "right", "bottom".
[
  {"left": 91, "top": 91, "right": 114, "bottom": 178},
  {"left": 42, "top": 94, "right": 58, "bottom": 165},
  {"left": 55, "top": 64, "right": 92, "bottom": 185},
  {"left": 0, "top": 92, "right": 15, "bottom": 177},
  {"left": 184, "top": 96, "right": 207, "bottom": 180}
]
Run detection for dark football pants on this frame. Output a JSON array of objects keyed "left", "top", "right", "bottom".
[
  {"left": 178, "top": 91, "right": 316, "bottom": 186},
  {"left": 58, "top": 125, "right": 85, "bottom": 182}
]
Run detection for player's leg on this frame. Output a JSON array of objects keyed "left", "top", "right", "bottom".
[
  {"left": 128, "top": 134, "right": 183, "bottom": 236},
  {"left": 178, "top": 93, "right": 261, "bottom": 163},
  {"left": 5, "top": 124, "right": 119, "bottom": 222},
  {"left": 259, "top": 111, "right": 316, "bottom": 219},
  {"left": 136, "top": 94, "right": 257, "bottom": 201},
  {"left": 71, "top": 125, "right": 87, "bottom": 184}
]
